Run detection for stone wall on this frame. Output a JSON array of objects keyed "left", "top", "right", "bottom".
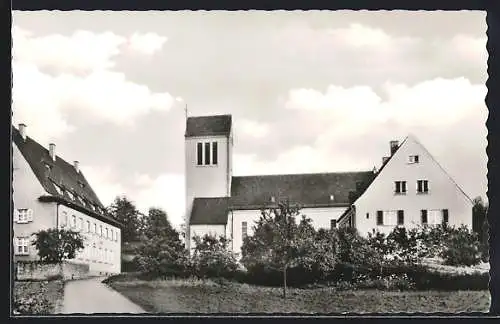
[{"left": 16, "top": 261, "right": 90, "bottom": 281}]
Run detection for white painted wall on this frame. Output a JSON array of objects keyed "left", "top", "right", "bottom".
[
  {"left": 185, "top": 134, "right": 231, "bottom": 249},
  {"left": 354, "top": 136, "right": 473, "bottom": 237},
  {"left": 190, "top": 224, "right": 226, "bottom": 252},
  {"left": 12, "top": 144, "right": 56, "bottom": 261},
  {"left": 230, "top": 206, "right": 348, "bottom": 256},
  {"left": 58, "top": 205, "right": 121, "bottom": 274}
]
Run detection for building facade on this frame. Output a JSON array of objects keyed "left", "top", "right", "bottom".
[
  {"left": 12, "top": 124, "right": 121, "bottom": 275},
  {"left": 185, "top": 115, "right": 473, "bottom": 256}
]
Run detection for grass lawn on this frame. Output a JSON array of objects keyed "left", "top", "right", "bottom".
[
  {"left": 13, "top": 280, "right": 65, "bottom": 314},
  {"left": 107, "top": 278, "right": 490, "bottom": 314}
]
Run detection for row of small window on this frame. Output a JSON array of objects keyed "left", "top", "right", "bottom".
[
  {"left": 76, "top": 245, "right": 115, "bottom": 264},
  {"left": 374, "top": 209, "right": 449, "bottom": 226},
  {"left": 394, "top": 180, "right": 429, "bottom": 194},
  {"left": 13, "top": 209, "right": 33, "bottom": 223},
  {"left": 14, "top": 237, "right": 30, "bottom": 255},
  {"left": 197, "top": 141, "right": 218, "bottom": 166},
  {"left": 62, "top": 212, "right": 118, "bottom": 242},
  {"left": 51, "top": 181, "right": 105, "bottom": 214}
]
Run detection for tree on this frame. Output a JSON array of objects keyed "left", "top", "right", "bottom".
[
  {"left": 135, "top": 208, "right": 188, "bottom": 277},
  {"left": 473, "top": 197, "right": 488, "bottom": 235},
  {"left": 32, "top": 228, "right": 85, "bottom": 263},
  {"left": 108, "top": 196, "right": 143, "bottom": 243},
  {"left": 241, "top": 201, "right": 319, "bottom": 298},
  {"left": 191, "top": 234, "right": 239, "bottom": 281}
]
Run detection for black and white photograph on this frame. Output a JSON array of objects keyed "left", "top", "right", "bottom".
[{"left": 11, "top": 9, "right": 492, "bottom": 315}]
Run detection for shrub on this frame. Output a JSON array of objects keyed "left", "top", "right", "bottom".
[
  {"left": 408, "top": 267, "right": 488, "bottom": 291},
  {"left": 191, "top": 234, "right": 239, "bottom": 280},
  {"left": 440, "top": 225, "right": 481, "bottom": 266}
]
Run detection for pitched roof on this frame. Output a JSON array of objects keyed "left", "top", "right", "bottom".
[
  {"left": 190, "top": 197, "right": 229, "bottom": 225},
  {"left": 185, "top": 115, "right": 232, "bottom": 138},
  {"left": 230, "top": 171, "right": 376, "bottom": 210},
  {"left": 12, "top": 126, "right": 122, "bottom": 228}
]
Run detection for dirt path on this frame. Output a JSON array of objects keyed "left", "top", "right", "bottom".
[{"left": 58, "top": 277, "right": 146, "bottom": 314}]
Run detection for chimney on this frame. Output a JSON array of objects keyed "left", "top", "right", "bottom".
[
  {"left": 390, "top": 140, "right": 399, "bottom": 156},
  {"left": 382, "top": 156, "right": 390, "bottom": 165},
  {"left": 74, "top": 161, "right": 80, "bottom": 173},
  {"left": 18, "top": 123, "right": 27, "bottom": 140},
  {"left": 49, "top": 143, "right": 56, "bottom": 161}
]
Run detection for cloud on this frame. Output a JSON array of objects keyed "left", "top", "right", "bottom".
[
  {"left": 12, "top": 62, "right": 176, "bottom": 136},
  {"left": 12, "top": 26, "right": 127, "bottom": 73},
  {"left": 80, "top": 165, "right": 128, "bottom": 206},
  {"left": 235, "top": 119, "right": 270, "bottom": 138},
  {"left": 128, "top": 32, "right": 168, "bottom": 55},
  {"left": 326, "top": 23, "right": 416, "bottom": 48},
  {"left": 133, "top": 173, "right": 185, "bottom": 228}
]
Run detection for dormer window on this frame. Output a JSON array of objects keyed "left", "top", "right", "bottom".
[
  {"left": 53, "top": 183, "right": 63, "bottom": 195},
  {"left": 408, "top": 155, "right": 420, "bottom": 164},
  {"left": 77, "top": 195, "right": 85, "bottom": 205},
  {"left": 67, "top": 191, "right": 75, "bottom": 200}
]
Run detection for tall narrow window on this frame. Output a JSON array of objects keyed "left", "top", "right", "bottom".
[
  {"left": 86, "top": 220, "right": 90, "bottom": 233},
  {"left": 376, "top": 210, "right": 383, "bottom": 225},
  {"left": 212, "top": 141, "right": 218, "bottom": 165},
  {"left": 397, "top": 210, "right": 404, "bottom": 225},
  {"left": 442, "top": 209, "right": 449, "bottom": 224},
  {"left": 330, "top": 219, "right": 337, "bottom": 229},
  {"left": 204, "top": 142, "right": 211, "bottom": 165},
  {"left": 421, "top": 209, "right": 428, "bottom": 224},
  {"left": 72, "top": 215, "right": 76, "bottom": 228},
  {"left": 197, "top": 142, "right": 203, "bottom": 165},
  {"left": 242, "top": 221, "right": 248, "bottom": 240}
]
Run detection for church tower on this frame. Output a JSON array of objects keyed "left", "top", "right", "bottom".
[{"left": 184, "top": 114, "right": 233, "bottom": 249}]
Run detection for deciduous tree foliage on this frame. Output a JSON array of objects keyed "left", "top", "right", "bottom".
[
  {"left": 135, "top": 208, "right": 188, "bottom": 277},
  {"left": 108, "top": 196, "right": 144, "bottom": 243},
  {"left": 32, "top": 228, "right": 84, "bottom": 263},
  {"left": 191, "top": 234, "right": 239, "bottom": 280}
]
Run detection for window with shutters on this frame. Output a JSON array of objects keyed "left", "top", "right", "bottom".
[
  {"left": 417, "top": 180, "right": 429, "bottom": 194},
  {"left": 421, "top": 210, "right": 428, "bottom": 224},
  {"left": 394, "top": 181, "right": 407, "bottom": 195},
  {"left": 15, "top": 237, "right": 30, "bottom": 255},
  {"left": 86, "top": 220, "right": 91, "bottom": 233},
  {"left": 376, "top": 211, "right": 383, "bottom": 225},
  {"left": 397, "top": 210, "right": 404, "bottom": 225},
  {"left": 428, "top": 210, "right": 442, "bottom": 225},
  {"left": 16, "top": 209, "right": 33, "bottom": 223},
  {"left": 71, "top": 215, "right": 77, "bottom": 228},
  {"left": 79, "top": 217, "right": 84, "bottom": 231},
  {"left": 442, "top": 209, "right": 449, "bottom": 224}
]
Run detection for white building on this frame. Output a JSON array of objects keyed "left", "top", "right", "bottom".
[
  {"left": 185, "top": 115, "right": 473, "bottom": 255},
  {"left": 12, "top": 124, "right": 122, "bottom": 275},
  {"left": 337, "top": 135, "right": 474, "bottom": 235}
]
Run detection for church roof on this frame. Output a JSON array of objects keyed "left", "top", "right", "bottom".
[
  {"left": 185, "top": 114, "right": 232, "bottom": 138},
  {"left": 12, "top": 125, "right": 122, "bottom": 228},
  {"left": 190, "top": 197, "right": 230, "bottom": 225},
  {"left": 189, "top": 171, "right": 375, "bottom": 225},
  {"left": 230, "top": 172, "right": 375, "bottom": 210}
]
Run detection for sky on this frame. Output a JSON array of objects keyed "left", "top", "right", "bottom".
[{"left": 12, "top": 11, "right": 488, "bottom": 228}]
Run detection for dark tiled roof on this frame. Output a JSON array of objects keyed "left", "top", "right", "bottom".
[
  {"left": 185, "top": 115, "right": 232, "bottom": 137},
  {"left": 230, "top": 172, "right": 376, "bottom": 210},
  {"left": 190, "top": 197, "right": 229, "bottom": 225},
  {"left": 12, "top": 126, "right": 121, "bottom": 228}
]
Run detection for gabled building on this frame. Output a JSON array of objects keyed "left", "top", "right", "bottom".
[
  {"left": 338, "top": 135, "right": 474, "bottom": 236},
  {"left": 184, "top": 115, "right": 473, "bottom": 255},
  {"left": 12, "top": 124, "right": 122, "bottom": 275}
]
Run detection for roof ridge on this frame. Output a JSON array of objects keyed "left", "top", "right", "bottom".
[{"left": 232, "top": 171, "right": 373, "bottom": 178}]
